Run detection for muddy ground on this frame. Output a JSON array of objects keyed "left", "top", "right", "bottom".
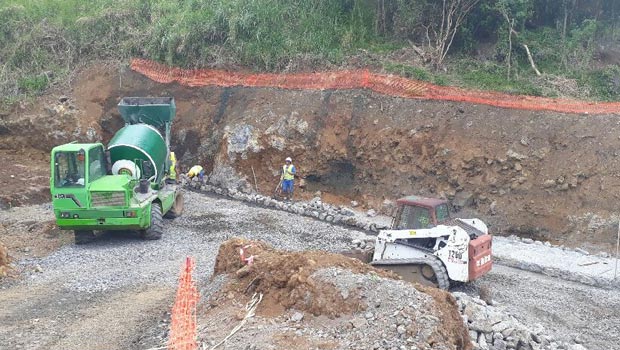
[{"left": 1, "top": 64, "right": 620, "bottom": 251}]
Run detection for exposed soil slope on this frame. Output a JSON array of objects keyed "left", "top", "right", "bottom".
[{"left": 2, "top": 63, "right": 620, "bottom": 252}]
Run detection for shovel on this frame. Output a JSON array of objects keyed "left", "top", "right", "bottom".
[{"left": 273, "top": 179, "right": 283, "bottom": 199}]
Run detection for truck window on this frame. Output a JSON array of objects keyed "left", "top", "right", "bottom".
[
  {"left": 435, "top": 204, "right": 450, "bottom": 222},
  {"left": 88, "top": 147, "right": 106, "bottom": 182},
  {"left": 54, "top": 152, "right": 85, "bottom": 188},
  {"left": 396, "top": 205, "right": 432, "bottom": 229}
]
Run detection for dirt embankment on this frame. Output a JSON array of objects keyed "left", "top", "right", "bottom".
[{"left": 2, "top": 64, "right": 620, "bottom": 251}]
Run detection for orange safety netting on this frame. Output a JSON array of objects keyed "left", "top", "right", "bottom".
[
  {"left": 168, "top": 257, "right": 200, "bottom": 350},
  {"left": 130, "top": 58, "right": 620, "bottom": 115}
]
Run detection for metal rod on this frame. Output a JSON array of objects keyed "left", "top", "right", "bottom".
[{"left": 615, "top": 221, "right": 619, "bottom": 280}]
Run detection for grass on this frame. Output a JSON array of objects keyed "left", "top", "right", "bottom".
[
  {"left": 452, "top": 59, "right": 544, "bottom": 96},
  {"left": 383, "top": 63, "right": 449, "bottom": 86}
]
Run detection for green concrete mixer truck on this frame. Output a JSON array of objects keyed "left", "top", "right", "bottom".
[{"left": 50, "top": 97, "right": 184, "bottom": 244}]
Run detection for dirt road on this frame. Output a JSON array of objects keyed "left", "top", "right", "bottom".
[{"left": 0, "top": 192, "right": 618, "bottom": 349}]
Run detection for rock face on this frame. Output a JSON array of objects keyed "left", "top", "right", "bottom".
[
  {"left": 205, "top": 238, "right": 472, "bottom": 350},
  {"left": 4, "top": 65, "right": 620, "bottom": 250}
]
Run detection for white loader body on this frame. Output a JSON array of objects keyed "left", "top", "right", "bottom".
[{"left": 373, "top": 218, "right": 490, "bottom": 283}]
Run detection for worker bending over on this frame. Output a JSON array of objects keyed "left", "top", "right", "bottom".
[
  {"left": 187, "top": 165, "right": 205, "bottom": 181},
  {"left": 281, "top": 157, "right": 296, "bottom": 201}
]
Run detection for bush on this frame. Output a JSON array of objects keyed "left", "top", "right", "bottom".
[
  {"left": 17, "top": 74, "right": 49, "bottom": 94},
  {"left": 575, "top": 66, "right": 620, "bottom": 101}
]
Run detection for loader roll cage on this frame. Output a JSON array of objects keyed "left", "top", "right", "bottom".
[{"left": 393, "top": 196, "right": 451, "bottom": 230}]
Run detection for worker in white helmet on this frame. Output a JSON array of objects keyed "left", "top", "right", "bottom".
[{"left": 280, "top": 157, "right": 296, "bottom": 201}]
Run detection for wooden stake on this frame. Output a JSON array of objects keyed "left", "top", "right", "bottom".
[
  {"left": 615, "top": 221, "right": 619, "bottom": 280},
  {"left": 251, "top": 166, "right": 259, "bottom": 193}
]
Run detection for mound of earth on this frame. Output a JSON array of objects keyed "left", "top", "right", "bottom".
[
  {"left": 0, "top": 241, "right": 10, "bottom": 277},
  {"left": 199, "top": 238, "right": 471, "bottom": 350}
]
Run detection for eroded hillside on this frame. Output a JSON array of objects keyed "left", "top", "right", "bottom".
[{"left": 2, "top": 64, "right": 619, "bottom": 251}]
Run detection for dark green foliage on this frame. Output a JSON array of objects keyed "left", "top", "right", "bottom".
[{"left": 0, "top": 0, "right": 618, "bottom": 103}]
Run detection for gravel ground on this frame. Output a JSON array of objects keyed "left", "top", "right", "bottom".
[
  {"left": 462, "top": 265, "right": 620, "bottom": 350},
  {"left": 0, "top": 191, "right": 369, "bottom": 349},
  {"left": 1, "top": 191, "right": 619, "bottom": 349}
]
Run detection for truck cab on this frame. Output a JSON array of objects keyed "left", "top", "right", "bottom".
[{"left": 51, "top": 143, "right": 109, "bottom": 214}]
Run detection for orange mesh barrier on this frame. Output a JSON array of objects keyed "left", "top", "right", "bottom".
[
  {"left": 168, "top": 257, "right": 199, "bottom": 350},
  {"left": 131, "top": 58, "right": 620, "bottom": 115}
]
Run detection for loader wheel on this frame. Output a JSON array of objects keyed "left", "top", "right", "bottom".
[
  {"left": 164, "top": 192, "right": 184, "bottom": 219},
  {"left": 421, "top": 265, "right": 436, "bottom": 281},
  {"left": 141, "top": 203, "right": 163, "bottom": 240},
  {"left": 74, "top": 230, "right": 96, "bottom": 245}
]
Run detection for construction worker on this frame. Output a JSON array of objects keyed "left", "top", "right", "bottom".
[
  {"left": 167, "top": 152, "right": 177, "bottom": 184},
  {"left": 187, "top": 165, "right": 204, "bottom": 181},
  {"left": 280, "top": 157, "right": 296, "bottom": 201}
]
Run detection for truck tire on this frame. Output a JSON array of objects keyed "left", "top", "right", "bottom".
[
  {"left": 74, "top": 230, "right": 96, "bottom": 245},
  {"left": 164, "top": 192, "right": 184, "bottom": 219},
  {"left": 141, "top": 203, "right": 163, "bottom": 240}
]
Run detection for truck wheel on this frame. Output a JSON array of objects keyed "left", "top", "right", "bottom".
[
  {"left": 164, "top": 192, "right": 184, "bottom": 219},
  {"left": 74, "top": 230, "right": 96, "bottom": 245},
  {"left": 141, "top": 203, "right": 163, "bottom": 240}
]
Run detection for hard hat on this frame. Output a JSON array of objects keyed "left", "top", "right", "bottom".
[{"left": 285, "top": 157, "right": 292, "bottom": 162}]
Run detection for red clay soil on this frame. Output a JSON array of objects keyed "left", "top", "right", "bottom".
[
  {"left": 131, "top": 58, "right": 620, "bottom": 115},
  {"left": 213, "top": 237, "right": 395, "bottom": 317}
]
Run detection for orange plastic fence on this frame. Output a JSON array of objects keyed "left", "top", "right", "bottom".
[
  {"left": 168, "top": 257, "right": 200, "bottom": 350},
  {"left": 131, "top": 58, "right": 620, "bottom": 115}
]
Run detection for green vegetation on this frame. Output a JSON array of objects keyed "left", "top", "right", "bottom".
[{"left": 0, "top": 0, "right": 618, "bottom": 104}]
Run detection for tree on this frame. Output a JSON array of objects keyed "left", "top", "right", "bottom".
[
  {"left": 494, "top": 0, "right": 537, "bottom": 78},
  {"left": 423, "top": 0, "right": 480, "bottom": 70}
]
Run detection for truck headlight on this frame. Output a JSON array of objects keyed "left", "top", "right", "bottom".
[
  {"left": 124, "top": 210, "right": 137, "bottom": 217},
  {"left": 73, "top": 214, "right": 79, "bottom": 219},
  {"left": 61, "top": 212, "right": 70, "bottom": 218}
]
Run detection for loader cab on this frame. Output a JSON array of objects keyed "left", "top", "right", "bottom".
[{"left": 393, "top": 196, "right": 450, "bottom": 230}]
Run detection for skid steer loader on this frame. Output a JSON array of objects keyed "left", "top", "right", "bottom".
[{"left": 368, "top": 195, "right": 493, "bottom": 289}]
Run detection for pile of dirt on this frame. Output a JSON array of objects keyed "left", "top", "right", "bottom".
[
  {"left": 213, "top": 237, "right": 396, "bottom": 317},
  {"left": 204, "top": 238, "right": 471, "bottom": 349},
  {"left": 0, "top": 241, "right": 10, "bottom": 277}
]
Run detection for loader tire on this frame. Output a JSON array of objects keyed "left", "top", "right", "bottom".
[
  {"left": 74, "top": 230, "right": 96, "bottom": 245},
  {"left": 141, "top": 203, "right": 163, "bottom": 240},
  {"left": 164, "top": 192, "right": 184, "bottom": 219},
  {"left": 427, "top": 259, "right": 450, "bottom": 290}
]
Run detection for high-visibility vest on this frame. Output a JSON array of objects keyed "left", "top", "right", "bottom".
[
  {"left": 282, "top": 164, "right": 295, "bottom": 180},
  {"left": 169, "top": 152, "right": 177, "bottom": 180},
  {"left": 188, "top": 165, "right": 203, "bottom": 177}
]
